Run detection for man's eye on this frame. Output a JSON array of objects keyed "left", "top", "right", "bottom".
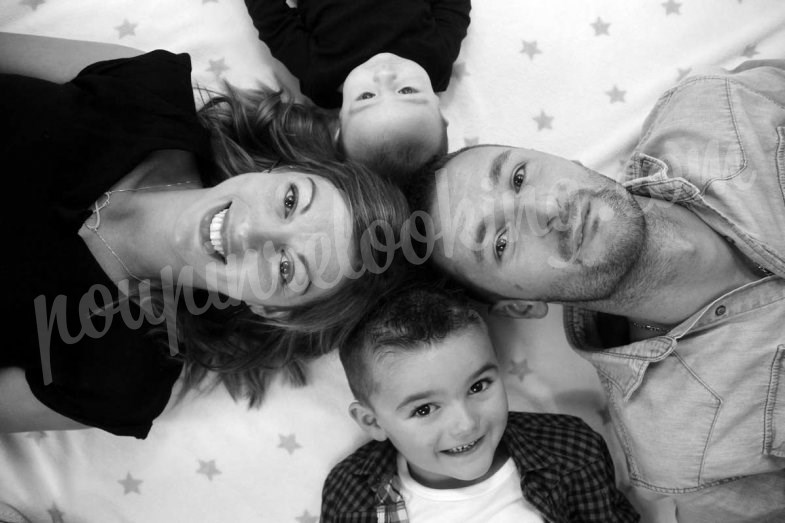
[
  {"left": 512, "top": 165, "right": 526, "bottom": 191},
  {"left": 357, "top": 92, "right": 375, "bottom": 101},
  {"left": 398, "top": 86, "right": 417, "bottom": 94},
  {"left": 412, "top": 404, "right": 432, "bottom": 417},
  {"left": 279, "top": 251, "right": 294, "bottom": 286},
  {"left": 283, "top": 185, "right": 298, "bottom": 218},
  {"left": 494, "top": 231, "right": 508, "bottom": 260}
]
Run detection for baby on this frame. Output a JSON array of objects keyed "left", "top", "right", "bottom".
[
  {"left": 321, "top": 284, "right": 639, "bottom": 522},
  {"left": 244, "top": 0, "right": 470, "bottom": 181}
]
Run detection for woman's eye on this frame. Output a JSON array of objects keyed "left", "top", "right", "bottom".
[
  {"left": 283, "top": 184, "right": 298, "bottom": 218},
  {"left": 357, "top": 92, "right": 375, "bottom": 101},
  {"left": 398, "top": 86, "right": 417, "bottom": 94},
  {"left": 469, "top": 379, "right": 491, "bottom": 394},
  {"left": 512, "top": 165, "right": 526, "bottom": 192},
  {"left": 412, "top": 404, "right": 432, "bottom": 418},
  {"left": 279, "top": 252, "right": 293, "bottom": 286},
  {"left": 494, "top": 231, "right": 508, "bottom": 260}
]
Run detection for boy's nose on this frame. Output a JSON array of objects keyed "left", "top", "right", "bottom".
[
  {"left": 449, "top": 405, "right": 479, "bottom": 437},
  {"left": 374, "top": 68, "right": 397, "bottom": 84}
]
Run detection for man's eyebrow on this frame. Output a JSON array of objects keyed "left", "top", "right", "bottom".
[
  {"left": 489, "top": 149, "right": 512, "bottom": 188},
  {"left": 473, "top": 222, "right": 486, "bottom": 263}
]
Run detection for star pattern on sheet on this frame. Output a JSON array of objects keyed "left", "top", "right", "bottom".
[
  {"left": 606, "top": 85, "right": 626, "bottom": 103},
  {"left": 48, "top": 504, "right": 65, "bottom": 523},
  {"left": 520, "top": 40, "right": 542, "bottom": 60},
  {"left": 115, "top": 19, "right": 137, "bottom": 38},
  {"left": 20, "top": 0, "right": 45, "bottom": 10},
  {"left": 464, "top": 136, "right": 479, "bottom": 147},
  {"left": 677, "top": 67, "right": 692, "bottom": 81},
  {"left": 197, "top": 459, "right": 222, "bottom": 481},
  {"left": 508, "top": 359, "right": 532, "bottom": 381},
  {"left": 278, "top": 433, "right": 302, "bottom": 455},
  {"left": 590, "top": 17, "right": 610, "bottom": 36},
  {"left": 27, "top": 431, "right": 48, "bottom": 443},
  {"left": 741, "top": 44, "right": 759, "bottom": 58},
  {"left": 662, "top": 0, "right": 681, "bottom": 15},
  {"left": 118, "top": 472, "right": 143, "bottom": 494},
  {"left": 295, "top": 510, "right": 319, "bottom": 523},
  {"left": 451, "top": 61, "right": 468, "bottom": 80},
  {"left": 207, "top": 58, "right": 229, "bottom": 77},
  {"left": 533, "top": 110, "right": 553, "bottom": 131}
]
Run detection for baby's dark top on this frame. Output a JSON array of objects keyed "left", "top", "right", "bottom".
[
  {"left": 244, "top": 0, "right": 471, "bottom": 108},
  {"left": 0, "top": 51, "right": 211, "bottom": 438}
]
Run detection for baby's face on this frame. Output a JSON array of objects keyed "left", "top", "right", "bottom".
[
  {"left": 340, "top": 53, "right": 443, "bottom": 161},
  {"left": 367, "top": 326, "right": 509, "bottom": 488}
]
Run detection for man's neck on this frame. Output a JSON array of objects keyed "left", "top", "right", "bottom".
[{"left": 573, "top": 196, "right": 759, "bottom": 326}]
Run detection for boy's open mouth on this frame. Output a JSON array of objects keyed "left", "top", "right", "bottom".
[{"left": 442, "top": 437, "right": 482, "bottom": 455}]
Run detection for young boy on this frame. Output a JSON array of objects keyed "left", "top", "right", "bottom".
[
  {"left": 243, "top": 0, "right": 470, "bottom": 181},
  {"left": 321, "top": 285, "right": 640, "bottom": 522}
]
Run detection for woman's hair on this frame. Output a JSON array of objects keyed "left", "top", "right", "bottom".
[{"left": 165, "top": 83, "right": 411, "bottom": 405}]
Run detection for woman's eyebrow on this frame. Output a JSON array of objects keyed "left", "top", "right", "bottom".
[
  {"left": 296, "top": 252, "right": 312, "bottom": 296},
  {"left": 301, "top": 177, "right": 316, "bottom": 214}
]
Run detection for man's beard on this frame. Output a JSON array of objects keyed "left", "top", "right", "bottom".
[{"left": 545, "top": 185, "right": 646, "bottom": 302}]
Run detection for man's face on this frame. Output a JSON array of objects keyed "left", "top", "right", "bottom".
[{"left": 428, "top": 146, "right": 646, "bottom": 302}]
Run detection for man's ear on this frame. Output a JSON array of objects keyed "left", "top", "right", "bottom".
[
  {"left": 247, "top": 304, "right": 290, "bottom": 320},
  {"left": 349, "top": 401, "right": 387, "bottom": 442},
  {"left": 489, "top": 300, "right": 549, "bottom": 319}
]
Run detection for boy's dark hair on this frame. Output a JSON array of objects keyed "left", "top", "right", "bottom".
[{"left": 340, "top": 276, "right": 484, "bottom": 404}]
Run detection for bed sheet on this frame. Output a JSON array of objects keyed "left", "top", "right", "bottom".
[{"left": 2, "top": 1, "right": 785, "bottom": 522}]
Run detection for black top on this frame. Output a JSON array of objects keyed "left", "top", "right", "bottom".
[
  {"left": 244, "top": 0, "right": 471, "bottom": 108},
  {"left": 0, "top": 51, "right": 212, "bottom": 438}
]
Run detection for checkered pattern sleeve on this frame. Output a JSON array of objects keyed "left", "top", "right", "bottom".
[{"left": 320, "top": 443, "right": 382, "bottom": 523}]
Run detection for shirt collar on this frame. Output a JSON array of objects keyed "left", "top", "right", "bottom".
[{"left": 623, "top": 152, "right": 702, "bottom": 203}]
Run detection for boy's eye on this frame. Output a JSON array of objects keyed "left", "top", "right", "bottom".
[
  {"left": 494, "top": 231, "right": 508, "bottom": 260},
  {"left": 469, "top": 379, "right": 491, "bottom": 394},
  {"left": 398, "top": 86, "right": 418, "bottom": 94},
  {"left": 283, "top": 184, "right": 298, "bottom": 218},
  {"left": 512, "top": 165, "right": 526, "bottom": 192},
  {"left": 412, "top": 404, "right": 432, "bottom": 417},
  {"left": 279, "top": 251, "right": 294, "bottom": 286},
  {"left": 357, "top": 92, "right": 375, "bottom": 101}
]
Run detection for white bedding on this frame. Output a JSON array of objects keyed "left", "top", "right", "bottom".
[{"left": 2, "top": 1, "right": 785, "bottom": 521}]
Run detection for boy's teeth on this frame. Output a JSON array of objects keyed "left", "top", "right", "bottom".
[
  {"left": 446, "top": 439, "right": 478, "bottom": 454},
  {"left": 209, "top": 208, "right": 228, "bottom": 256}
]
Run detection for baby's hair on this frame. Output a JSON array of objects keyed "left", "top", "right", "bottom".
[
  {"left": 338, "top": 119, "right": 449, "bottom": 185},
  {"left": 340, "top": 277, "right": 484, "bottom": 404}
]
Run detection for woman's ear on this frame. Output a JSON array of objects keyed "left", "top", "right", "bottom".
[
  {"left": 488, "top": 300, "right": 549, "bottom": 319},
  {"left": 349, "top": 401, "right": 387, "bottom": 442},
  {"left": 248, "top": 304, "right": 290, "bottom": 320}
]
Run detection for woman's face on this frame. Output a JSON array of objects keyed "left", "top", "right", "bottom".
[{"left": 172, "top": 169, "right": 357, "bottom": 310}]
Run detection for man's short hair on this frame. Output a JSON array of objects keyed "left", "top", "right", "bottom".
[{"left": 339, "top": 280, "right": 484, "bottom": 404}]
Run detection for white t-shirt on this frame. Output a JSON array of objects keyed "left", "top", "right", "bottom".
[{"left": 396, "top": 453, "right": 545, "bottom": 523}]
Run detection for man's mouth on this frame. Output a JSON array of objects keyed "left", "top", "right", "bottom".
[{"left": 442, "top": 437, "right": 482, "bottom": 455}]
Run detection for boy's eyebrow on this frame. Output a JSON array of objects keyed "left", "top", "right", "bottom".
[
  {"left": 349, "top": 96, "right": 430, "bottom": 116},
  {"left": 394, "top": 361, "right": 499, "bottom": 412}
]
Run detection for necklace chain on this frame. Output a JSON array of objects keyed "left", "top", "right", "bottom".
[
  {"left": 630, "top": 320, "right": 669, "bottom": 333},
  {"left": 84, "top": 181, "right": 193, "bottom": 283}
]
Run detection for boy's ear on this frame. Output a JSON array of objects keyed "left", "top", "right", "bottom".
[
  {"left": 349, "top": 401, "right": 387, "bottom": 442},
  {"left": 247, "top": 304, "right": 290, "bottom": 321},
  {"left": 489, "top": 300, "right": 549, "bottom": 319}
]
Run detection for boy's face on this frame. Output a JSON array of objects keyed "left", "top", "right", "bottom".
[
  {"left": 339, "top": 53, "right": 444, "bottom": 163},
  {"left": 357, "top": 325, "right": 509, "bottom": 489}
]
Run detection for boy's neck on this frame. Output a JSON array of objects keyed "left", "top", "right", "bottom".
[{"left": 406, "top": 442, "right": 510, "bottom": 490}]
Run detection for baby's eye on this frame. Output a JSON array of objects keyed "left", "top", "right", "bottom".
[
  {"left": 398, "top": 86, "right": 418, "bottom": 94},
  {"left": 469, "top": 379, "right": 491, "bottom": 394},
  {"left": 279, "top": 251, "right": 294, "bottom": 286},
  {"left": 412, "top": 404, "right": 432, "bottom": 418},
  {"left": 283, "top": 184, "right": 298, "bottom": 218},
  {"left": 494, "top": 230, "right": 508, "bottom": 260},
  {"left": 357, "top": 92, "right": 375, "bottom": 101},
  {"left": 512, "top": 165, "right": 526, "bottom": 192}
]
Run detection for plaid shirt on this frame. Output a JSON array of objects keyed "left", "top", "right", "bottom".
[{"left": 321, "top": 412, "right": 640, "bottom": 522}]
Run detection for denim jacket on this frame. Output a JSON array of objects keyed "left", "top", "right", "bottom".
[{"left": 566, "top": 60, "right": 785, "bottom": 513}]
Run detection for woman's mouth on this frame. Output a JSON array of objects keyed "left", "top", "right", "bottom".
[
  {"left": 203, "top": 204, "right": 231, "bottom": 262},
  {"left": 442, "top": 437, "right": 482, "bottom": 456}
]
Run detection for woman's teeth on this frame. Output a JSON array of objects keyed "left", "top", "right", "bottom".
[
  {"left": 209, "top": 208, "right": 228, "bottom": 257},
  {"left": 444, "top": 439, "right": 479, "bottom": 455}
]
